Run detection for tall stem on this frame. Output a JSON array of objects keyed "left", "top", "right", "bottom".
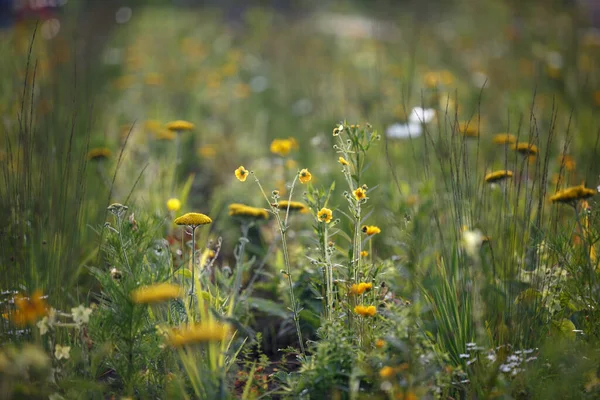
[
  {"left": 253, "top": 173, "right": 305, "bottom": 355},
  {"left": 189, "top": 226, "right": 197, "bottom": 311}
]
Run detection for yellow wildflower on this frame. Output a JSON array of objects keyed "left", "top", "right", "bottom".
[
  {"left": 198, "top": 145, "right": 216, "bottom": 159},
  {"left": 375, "top": 338, "right": 385, "bottom": 348},
  {"left": 360, "top": 251, "right": 369, "bottom": 257},
  {"left": 273, "top": 200, "right": 309, "bottom": 213},
  {"left": 458, "top": 122, "right": 478, "bottom": 137},
  {"left": 8, "top": 290, "right": 48, "bottom": 326},
  {"left": 87, "top": 147, "right": 111, "bottom": 161},
  {"left": 299, "top": 169, "right": 312, "bottom": 184},
  {"left": 354, "top": 305, "right": 377, "bottom": 317},
  {"left": 379, "top": 366, "right": 395, "bottom": 379},
  {"left": 235, "top": 166, "right": 249, "bottom": 182},
  {"left": 228, "top": 203, "right": 269, "bottom": 219},
  {"left": 167, "top": 198, "right": 181, "bottom": 212},
  {"left": 550, "top": 184, "right": 596, "bottom": 204},
  {"left": 317, "top": 208, "right": 333, "bottom": 223},
  {"left": 130, "top": 283, "right": 183, "bottom": 304},
  {"left": 513, "top": 142, "right": 538, "bottom": 156},
  {"left": 362, "top": 225, "right": 381, "bottom": 236},
  {"left": 350, "top": 282, "right": 373, "bottom": 295},
  {"left": 338, "top": 156, "right": 349, "bottom": 166},
  {"left": 484, "top": 170, "right": 513, "bottom": 183},
  {"left": 354, "top": 187, "right": 367, "bottom": 201},
  {"left": 492, "top": 133, "right": 516, "bottom": 145},
  {"left": 270, "top": 139, "right": 294, "bottom": 156},
  {"left": 173, "top": 212, "right": 212, "bottom": 226},
  {"left": 165, "top": 120, "right": 194, "bottom": 132},
  {"left": 168, "top": 322, "right": 229, "bottom": 347}
]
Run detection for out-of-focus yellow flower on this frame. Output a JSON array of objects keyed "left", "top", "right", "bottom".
[
  {"left": 273, "top": 200, "right": 309, "bottom": 213},
  {"left": 354, "top": 304, "right": 377, "bottom": 317},
  {"left": 513, "top": 142, "right": 538, "bottom": 156},
  {"left": 87, "top": 147, "right": 111, "bottom": 161},
  {"left": 379, "top": 366, "right": 395, "bottom": 379},
  {"left": 234, "top": 83, "right": 250, "bottom": 99},
  {"left": 550, "top": 184, "right": 596, "bottom": 204},
  {"left": 362, "top": 225, "right": 381, "bottom": 236},
  {"left": 484, "top": 170, "right": 513, "bottom": 183},
  {"left": 458, "top": 122, "right": 478, "bottom": 137},
  {"left": 270, "top": 139, "right": 295, "bottom": 156},
  {"left": 360, "top": 250, "right": 369, "bottom": 257},
  {"left": 144, "top": 120, "right": 162, "bottom": 133},
  {"left": 375, "top": 338, "right": 385, "bottom": 348},
  {"left": 174, "top": 212, "right": 212, "bottom": 226},
  {"left": 492, "top": 133, "right": 516, "bottom": 145},
  {"left": 285, "top": 159, "right": 298, "bottom": 170},
  {"left": 167, "top": 198, "right": 181, "bottom": 212},
  {"left": 338, "top": 156, "right": 349, "bottom": 166},
  {"left": 130, "top": 283, "right": 183, "bottom": 304},
  {"left": 6, "top": 290, "right": 48, "bottom": 326},
  {"left": 229, "top": 203, "right": 269, "bottom": 219},
  {"left": 154, "top": 130, "right": 176, "bottom": 141},
  {"left": 168, "top": 322, "right": 230, "bottom": 347},
  {"left": 299, "top": 169, "right": 312, "bottom": 184},
  {"left": 354, "top": 187, "right": 367, "bottom": 201},
  {"left": 317, "top": 208, "right": 333, "bottom": 223},
  {"left": 235, "top": 166, "right": 249, "bottom": 182},
  {"left": 165, "top": 120, "right": 194, "bottom": 132},
  {"left": 113, "top": 75, "right": 134, "bottom": 90}
]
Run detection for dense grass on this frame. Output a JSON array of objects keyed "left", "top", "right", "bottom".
[{"left": 2, "top": 1, "right": 600, "bottom": 398}]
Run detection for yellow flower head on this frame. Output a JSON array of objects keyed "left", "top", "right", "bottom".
[
  {"left": 317, "top": 207, "right": 333, "bottom": 223},
  {"left": 145, "top": 119, "right": 163, "bottom": 133},
  {"left": 229, "top": 203, "right": 269, "bottom": 219},
  {"left": 512, "top": 142, "right": 538, "bottom": 156},
  {"left": 354, "top": 304, "right": 377, "bottom": 317},
  {"left": 235, "top": 166, "right": 249, "bottom": 182},
  {"left": 9, "top": 290, "right": 48, "bottom": 326},
  {"left": 130, "top": 283, "right": 183, "bottom": 304},
  {"left": 360, "top": 250, "right": 369, "bottom": 257},
  {"left": 484, "top": 170, "right": 513, "bottom": 183},
  {"left": 354, "top": 187, "right": 367, "bottom": 201},
  {"left": 338, "top": 156, "right": 349, "bottom": 166},
  {"left": 87, "top": 147, "right": 111, "bottom": 161},
  {"left": 273, "top": 200, "right": 309, "bottom": 213},
  {"left": 492, "top": 133, "right": 516, "bottom": 145},
  {"left": 350, "top": 282, "right": 373, "bottom": 295},
  {"left": 167, "top": 322, "right": 230, "bottom": 347},
  {"left": 270, "top": 139, "right": 294, "bottom": 156},
  {"left": 173, "top": 212, "right": 212, "bottom": 226},
  {"left": 458, "top": 122, "right": 479, "bottom": 137},
  {"left": 165, "top": 120, "right": 194, "bottom": 132},
  {"left": 375, "top": 338, "right": 385, "bottom": 348},
  {"left": 167, "top": 198, "right": 181, "bottom": 212},
  {"left": 299, "top": 169, "right": 312, "bottom": 184},
  {"left": 550, "top": 184, "right": 596, "bottom": 204},
  {"left": 362, "top": 225, "right": 381, "bottom": 236},
  {"left": 379, "top": 366, "right": 395, "bottom": 379}
]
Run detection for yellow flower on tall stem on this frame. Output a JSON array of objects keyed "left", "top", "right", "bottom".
[
  {"left": 338, "top": 156, "right": 349, "bottom": 166},
  {"left": 550, "top": 184, "right": 596, "bottom": 204},
  {"left": 484, "top": 170, "right": 513, "bottom": 184},
  {"left": 362, "top": 225, "right": 381, "bottom": 236},
  {"left": 354, "top": 187, "right": 367, "bottom": 201},
  {"left": 299, "top": 169, "right": 312, "bottom": 184},
  {"left": 317, "top": 207, "right": 333, "bottom": 223}
]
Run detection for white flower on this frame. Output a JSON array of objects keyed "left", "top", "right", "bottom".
[
  {"left": 71, "top": 305, "right": 93, "bottom": 325},
  {"left": 462, "top": 228, "right": 484, "bottom": 257},
  {"left": 54, "top": 344, "right": 70, "bottom": 360},
  {"left": 36, "top": 308, "right": 56, "bottom": 335},
  {"left": 37, "top": 317, "right": 49, "bottom": 336},
  {"left": 386, "top": 122, "right": 422, "bottom": 139},
  {"left": 409, "top": 107, "right": 436, "bottom": 124}
]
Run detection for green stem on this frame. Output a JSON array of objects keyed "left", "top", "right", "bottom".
[{"left": 189, "top": 226, "right": 197, "bottom": 312}]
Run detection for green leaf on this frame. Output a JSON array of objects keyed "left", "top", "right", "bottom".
[{"left": 248, "top": 297, "right": 289, "bottom": 319}]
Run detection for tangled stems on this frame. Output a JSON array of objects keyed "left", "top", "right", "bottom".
[
  {"left": 323, "top": 224, "right": 334, "bottom": 321},
  {"left": 573, "top": 203, "right": 596, "bottom": 300},
  {"left": 252, "top": 172, "right": 306, "bottom": 355}
]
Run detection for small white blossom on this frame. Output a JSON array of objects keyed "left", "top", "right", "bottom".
[
  {"left": 409, "top": 107, "right": 436, "bottom": 124},
  {"left": 462, "top": 228, "right": 484, "bottom": 257},
  {"left": 71, "top": 305, "right": 93, "bottom": 325},
  {"left": 459, "top": 353, "right": 470, "bottom": 359},
  {"left": 54, "top": 344, "right": 70, "bottom": 360},
  {"left": 37, "top": 317, "right": 49, "bottom": 335}
]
